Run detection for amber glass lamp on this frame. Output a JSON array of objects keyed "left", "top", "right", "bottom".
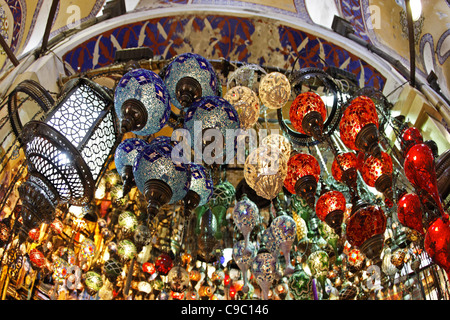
[
  {"left": 284, "top": 153, "right": 321, "bottom": 209},
  {"left": 339, "top": 96, "right": 381, "bottom": 159},
  {"left": 289, "top": 92, "right": 327, "bottom": 140},
  {"left": 316, "top": 190, "right": 346, "bottom": 235}
]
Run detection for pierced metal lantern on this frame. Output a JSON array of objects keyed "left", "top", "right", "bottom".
[
  {"left": 19, "top": 78, "right": 119, "bottom": 241},
  {"left": 164, "top": 53, "right": 220, "bottom": 110},
  {"left": 114, "top": 68, "right": 171, "bottom": 135}
]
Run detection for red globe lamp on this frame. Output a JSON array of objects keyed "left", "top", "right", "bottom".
[
  {"left": 400, "top": 127, "right": 423, "bottom": 157},
  {"left": 360, "top": 151, "right": 394, "bottom": 205},
  {"left": 331, "top": 152, "right": 359, "bottom": 202},
  {"left": 339, "top": 96, "right": 381, "bottom": 159},
  {"left": 142, "top": 262, "right": 156, "bottom": 274},
  {"left": 289, "top": 92, "right": 327, "bottom": 140},
  {"left": 397, "top": 193, "right": 425, "bottom": 235},
  {"left": 424, "top": 214, "right": 450, "bottom": 280},
  {"left": 346, "top": 202, "right": 387, "bottom": 262},
  {"left": 155, "top": 253, "right": 173, "bottom": 276},
  {"left": 284, "top": 153, "right": 321, "bottom": 209},
  {"left": 404, "top": 144, "right": 445, "bottom": 217},
  {"left": 316, "top": 190, "right": 346, "bottom": 235}
]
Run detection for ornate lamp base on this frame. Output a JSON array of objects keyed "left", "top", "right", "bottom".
[
  {"left": 295, "top": 175, "right": 317, "bottom": 209},
  {"left": 359, "top": 234, "right": 384, "bottom": 262},
  {"left": 302, "top": 111, "right": 324, "bottom": 141},
  {"left": 355, "top": 123, "right": 381, "bottom": 159},
  {"left": 324, "top": 209, "right": 344, "bottom": 235},
  {"left": 144, "top": 179, "right": 173, "bottom": 221}
]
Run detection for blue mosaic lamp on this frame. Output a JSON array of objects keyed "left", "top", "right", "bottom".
[
  {"left": 184, "top": 96, "right": 240, "bottom": 164},
  {"left": 133, "top": 143, "right": 190, "bottom": 220},
  {"left": 114, "top": 68, "right": 171, "bottom": 135},
  {"left": 164, "top": 53, "right": 220, "bottom": 110},
  {"left": 184, "top": 163, "right": 214, "bottom": 218},
  {"left": 114, "top": 138, "right": 149, "bottom": 195}
]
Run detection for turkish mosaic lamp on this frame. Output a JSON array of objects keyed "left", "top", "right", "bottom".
[
  {"left": 163, "top": 53, "right": 220, "bottom": 110},
  {"left": 114, "top": 68, "right": 171, "bottom": 135},
  {"left": 114, "top": 138, "right": 149, "bottom": 195}
]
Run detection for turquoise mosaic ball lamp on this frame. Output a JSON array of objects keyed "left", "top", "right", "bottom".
[
  {"left": 114, "top": 138, "right": 149, "bottom": 195},
  {"left": 133, "top": 142, "right": 191, "bottom": 221},
  {"left": 163, "top": 53, "right": 221, "bottom": 110},
  {"left": 114, "top": 68, "right": 171, "bottom": 135}
]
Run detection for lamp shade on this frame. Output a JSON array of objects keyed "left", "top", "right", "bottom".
[
  {"left": 114, "top": 68, "right": 171, "bottom": 135},
  {"left": 316, "top": 190, "right": 346, "bottom": 235},
  {"left": 400, "top": 127, "right": 423, "bottom": 157},
  {"left": 289, "top": 92, "right": 327, "bottom": 139},
  {"left": 404, "top": 143, "right": 444, "bottom": 216},
  {"left": 258, "top": 72, "right": 291, "bottom": 109},
  {"left": 339, "top": 96, "right": 381, "bottom": 158},
  {"left": 424, "top": 214, "right": 450, "bottom": 280},
  {"left": 331, "top": 152, "right": 358, "bottom": 183},
  {"left": 244, "top": 145, "right": 288, "bottom": 200},
  {"left": 233, "top": 195, "right": 259, "bottom": 253},
  {"left": 19, "top": 78, "right": 119, "bottom": 241},
  {"left": 164, "top": 53, "right": 220, "bottom": 110},
  {"left": 184, "top": 163, "right": 214, "bottom": 218},
  {"left": 251, "top": 250, "right": 278, "bottom": 300},
  {"left": 346, "top": 204, "right": 386, "bottom": 261},
  {"left": 133, "top": 143, "right": 190, "bottom": 219},
  {"left": 183, "top": 96, "right": 240, "bottom": 164},
  {"left": 114, "top": 138, "right": 149, "bottom": 195},
  {"left": 397, "top": 193, "right": 425, "bottom": 235},
  {"left": 360, "top": 151, "right": 394, "bottom": 203},
  {"left": 224, "top": 86, "right": 260, "bottom": 129},
  {"left": 270, "top": 214, "right": 297, "bottom": 275},
  {"left": 284, "top": 153, "right": 321, "bottom": 209}
]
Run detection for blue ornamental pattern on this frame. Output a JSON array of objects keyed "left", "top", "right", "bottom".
[
  {"left": 184, "top": 96, "right": 240, "bottom": 161},
  {"left": 114, "top": 68, "right": 171, "bottom": 136},
  {"left": 133, "top": 143, "right": 191, "bottom": 204},
  {"left": 232, "top": 197, "right": 259, "bottom": 232},
  {"left": 188, "top": 163, "right": 214, "bottom": 206},
  {"left": 270, "top": 215, "right": 297, "bottom": 248},
  {"left": 114, "top": 138, "right": 150, "bottom": 177},
  {"left": 164, "top": 53, "right": 220, "bottom": 110}
]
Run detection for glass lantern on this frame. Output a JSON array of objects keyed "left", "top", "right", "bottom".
[{"left": 18, "top": 77, "right": 119, "bottom": 241}]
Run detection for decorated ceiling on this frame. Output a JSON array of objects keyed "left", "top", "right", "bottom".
[{"left": 0, "top": 0, "right": 448, "bottom": 98}]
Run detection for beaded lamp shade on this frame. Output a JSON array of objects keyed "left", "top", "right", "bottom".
[
  {"left": 164, "top": 53, "right": 220, "bottom": 110},
  {"left": 244, "top": 145, "right": 288, "bottom": 200},
  {"left": 400, "top": 127, "right": 423, "bottom": 157},
  {"left": 404, "top": 143, "right": 445, "bottom": 217},
  {"left": 289, "top": 92, "right": 327, "bottom": 139},
  {"left": 133, "top": 143, "right": 190, "bottom": 219},
  {"left": 346, "top": 204, "right": 386, "bottom": 261},
  {"left": 251, "top": 250, "right": 278, "bottom": 300},
  {"left": 339, "top": 95, "right": 381, "bottom": 159},
  {"left": 114, "top": 138, "right": 149, "bottom": 195},
  {"left": 360, "top": 151, "right": 394, "bottom": 204},
  {"left": 184, "top": 163, "right": 214, "bottom": 218},
  {"left": 261, "top": 133, "right": 292, "bottom": 158},
  {"left": 258, "top": 72, "right": 291, "bottom": 109},
  {"left": 184, "top": 96, "right": 240, "bottom": 163},
  {"left": 316, "top": 190, "right": 347, "bottom": 235},
  {"left": 19, "top": 78, "right": 119, "bottom": 241},
  {"left": 114, "top": 68, "right": 171, "bottom": 135},
  {"left": 397, "top": 193, "right": 425, "bottom": 235},
  {"left": 224, "top": 86, "right": 260, "bottom": 130},
  {"left": 284, "top": 153, "right": 321, "bottom": 209}
]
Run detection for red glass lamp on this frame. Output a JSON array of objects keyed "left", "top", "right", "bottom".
[
  {"left": 397, "top": 193, "right": 425, "bottom": 235},
  {"left": 289, "top": 92, "right": 327, "bottom": 140},
  {"left": 346, "top": 203, "right": 387, "bottom": 262},
  {"left": 339, "top": 96, "right": 381, "bottom": 159},
  {"left": 284, "top": 153, "right": 321, "bottom": 209},
  {"left": 360, "top": 151, "right": 394, "bottom": 205},
  {"left": 404, "top": 143, "right": 445, "bottom": 217},
  {"left": 401, "top": 127, "right": 423, "bottom": 157},
  {"left": 316, "top": 190, "right": 346, "bottom": 235},
  {"left": 424, "top": 214, "right": 450, "bottom": 279},
  {"left": 331, "top": 152, "right": 359, "bottom": 202}
]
